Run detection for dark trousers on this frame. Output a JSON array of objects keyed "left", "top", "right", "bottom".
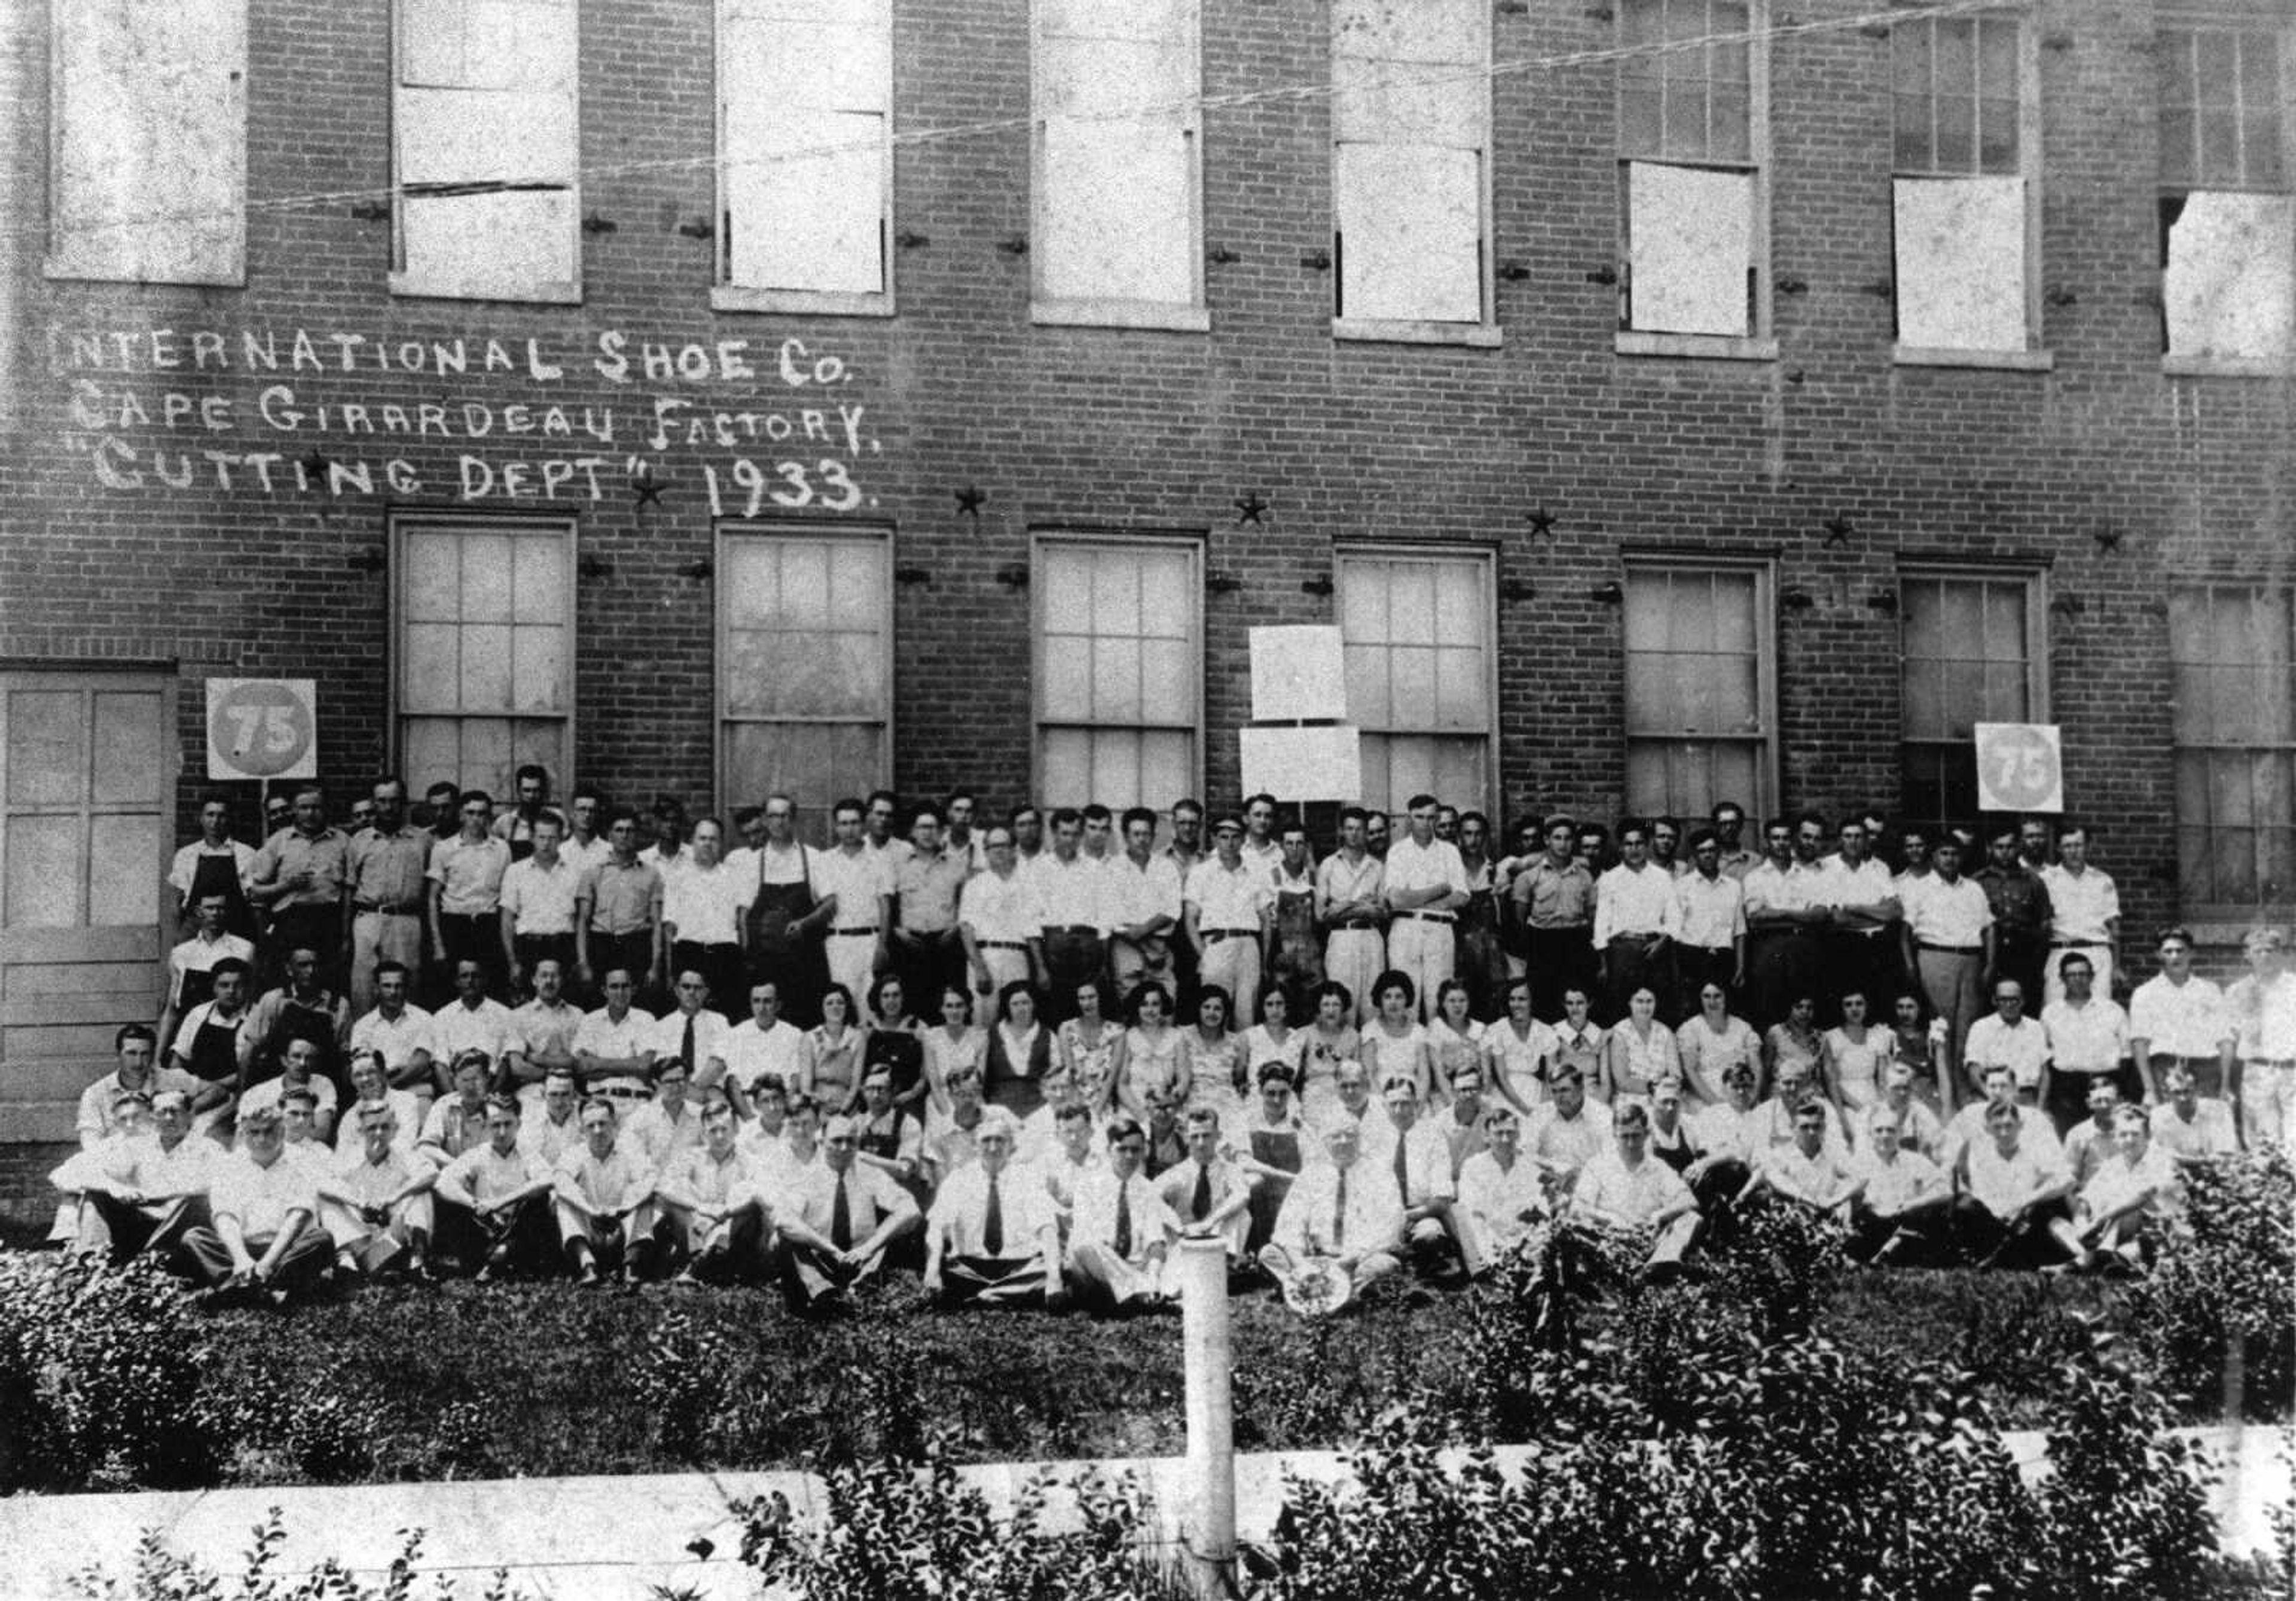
[
  {"left": 890, "top": 928, "right": 967, "bottom": 1017},
  {"left": 439, "top": 912, "right": 508, "bottom": 1000},
  {"left": 1041, "top": 930, "right": 1107, "bottom": 1024},
  {"left": 1950, "top": 1195, "right": 2071, "bottom": 1268},
  {"left": 586, "top": 930, "right": 657, "bottom": 1004},
  {"left": 269, "top": 903, "right": 344, "bottom": 992},
  {"left": 1994, "top": 933, "right": 2047, "bottom": 1014},
  {"left": 1602, "top": 936, "right": 1670, "bottom": 1027},
  {"left": 1524, "top": 926, "right": 1597, "bottom": 1022},
  {"left": 179, "top": 1218, "right": 331, "bottom": 1291},
  {"left": 1847, "top": 1203, "right": 1947, "bottom": 1266},
  {"left": 1673, "top": 946, "right": 1738, "bottom": 1028},
  {"left": 1830, "top": 933, "right": 1902, "bottom": 1026},
  {"left": 936, "top": 1254, "right": 1045, "bottom": 1307},
  {"left": 512, "top": 933, "right": 577, "bottom": 998},
  {"left": 1745, "top": 930, "right": 1820, "bottom": 1033},
  {"left": 433, "top": 1192, "right": 552, "bottom": 1275},
  {"left": 781, "top": 1239, "right": 885, "bottom": 1309},
  {"left": 670, "top": 939, "right": 747, "bottom": 1016},
  {"left": 1689, "top": 1158, "right": 1752, "bottom": 1247}
]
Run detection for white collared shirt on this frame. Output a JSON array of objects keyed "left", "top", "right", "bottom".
[
  {"left": 960, "top": 867, "right": 1040, "bottom": 945},
  {"left": 812, "top": 847, "right": 893, "bottom": 933},
  {"left": 662, "top": 860, "right": 755, "bottom": 946},
  {"left": 499, "top": 854, "right": 585, "bottom": 936},
  {"left": 2129, "top": 973, "right": 2233, "bottom": 1058},
  {"left": 2040, "top": 864, "right": 2120, "bottom": 945},
  {"left": 1186, "top": 857, "right": 1271, "bottom": 933},
  {"left": 1593, "top": 862, "right": 1681, "bottom": 943},
  {"left": 1673, "top": 872, "right": 1746, "bottom": 949},
  {"left": 2041, "top": 997, "right": 2130, "bottom": 1075}
]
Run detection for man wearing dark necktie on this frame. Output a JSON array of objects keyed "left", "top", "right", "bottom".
[
  {"left": 775, "top": 1113, "right": 918, "bottom": 1311},
  {"left": 1260, "top": 1117, "right": 1405, "bottom": 1315},
  {"left": 1386, "top": 1079, "right": 1464, "bottom": 1280},
  {"left": 924, "top": 1108, "right": 1062, "bottom": 1307},
  {"left": 1156, "top": 1105, "right": 1256, "bottom": 1263},
  {"left": 1065, "top": 1116, "right": 1178, "bottom": 1312}
]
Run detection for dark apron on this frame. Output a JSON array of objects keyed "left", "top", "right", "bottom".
[
  {"left": 187, "top": 850, "right": 258, "bottom": 943},
  {"left": 176, "top": 961, "right": 220, "bottom": 1016},
  {"left": 864, "top": 1028, "right": 925, "bottom": 1103},
  {"left": 745, "top": 847, "right": 828, "bottom": 1026},
  {"left": 984, "top": 1026, "right": 1052, "bottom": 1118},
  {"left": 185, "top": 1010, "right": 245, "bottom": 1087},
  {"left": 1458, "top": 884, "right": 1511, "bottom": 1022},
  {"left": 1269, "top": 884, "right": 1324, "bottom": 1012}
]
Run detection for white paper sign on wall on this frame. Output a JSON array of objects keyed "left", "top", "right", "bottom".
[
  {"left": 206, "top": 679, "right": 317, "bottom": 781},
  {"left": 1239, "top": 726, "right": 1361, "bottom": 803},
  {"left": 1249, "top": 626, "right": 1347, "bottom": 723},
  {"left": 1973, "top": 722, "right": 2062, "bottom": 814}
]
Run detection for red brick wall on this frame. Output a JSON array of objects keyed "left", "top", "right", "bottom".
[{"left": 0, "top": 0, "right": 2288, "bottom": 971}]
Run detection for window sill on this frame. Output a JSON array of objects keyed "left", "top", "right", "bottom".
[
  {"left": 1894, "top": 346, "right": 2054, "bottom": 372},
  {"left": 1332, "top": 317, "right": 1503, "bottom": 349},
  {"left": 388, "top": 272, "right": 582, "bottom": 305},
  {"left": 712, "top": 286, "right": 894, "bottom": 319},
  {"left": 44, "top": 257, "right": 246, "bottom": 289},
  {"left": 2163, "top": 353, "right": 2290, "bottom": 379},
  {"left": 2186, "top": 918, "right": 2296, "bottom": 948},
  {"left": 1614, "top": 330, "right": 1778, "bottom": 362},
  {"left": 1030, "top": 300, "right": 1210, "bottom": 333}
]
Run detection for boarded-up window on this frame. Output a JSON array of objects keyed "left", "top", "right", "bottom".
[
  {"left": 2158, "top": 27, "right": 2291, "bottom": 362},
  {"left": 1037, "top": 539, "right": 1200, "bottom": 811},
  {"left": 48, "top": 0, "right": 245, "bottom": 285},
  {"left": 1619, "top": 0, "right": 1760, "bottom": 337},
  {"left": 720, "top": 529, "right": 891, "bottom": 828},
  {"left": 1899, "top": 572, "right": 2042, "bottom": 835},
  {"left": 1892, "top": 15, "right": 2030, "bottom": 351},
  {"left": 1034, "top": 0, "right": 1199, "bottom": 310},
  {"left": 1625, "top": 563, "right": 1774, "bottom": 822},
  {"left": 394, "top": 0, "right": 580, "bottom": 302},
  {"left": 2170, "top": 586, "right": 2294, "bottom": 912},
  {"left": 1336, "top": 549, "right": 1493, "bottom": 814},
  {"left": 1332, "top": 0, "right": 1488, "bottom": 325},
  {"left": 720, "top": 0, "right": 890, "bottom": 300},
  {"left": 397, "top": 520, "right": 575, "bottom": 796}
]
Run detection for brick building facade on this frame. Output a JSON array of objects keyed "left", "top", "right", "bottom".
[{"left": 0, "top": 0, "right": 2288, "bottom": 1177}]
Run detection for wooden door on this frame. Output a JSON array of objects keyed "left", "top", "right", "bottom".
[{"left": 0, "top": 670, "right": 175, "bottom": 1142}]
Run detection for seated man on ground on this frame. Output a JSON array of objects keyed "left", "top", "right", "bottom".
[
  {"left": 1259, "top": 1117, "right": 1405, "bottom": 1314},
  {"left": 1844, "top": 1103, "right": 1950, "bottom": 1266},
  {"left": 1385, "top": 1076, "right": 1464, "bottom": 1280},
  {"left": 1681, "top": 1059, "right": 1763, "bottom": 1232},
  {"left": 50, "top": 1089, "right": 155, "bottom": 1258},
  {"left": 433, "top": 1093, "right": 556, "bottom": 1278},
  {"left": 552, "top": 1096, "right": 664, "bottom": 1284},
  {"left": 1747, "top": 1059, "right": 1852, "bottom": 1163},
  {"left": 416, "top": 1049, "right": 494, "bottom": 1169},
  {"left": 1033, "top": 1096, "right": 1106, "bottom": 1242},
  {"left": 1953, "top": 1100, "right": 2081, "bottom": 1269},
  {"left": 1876, "top": 1059, "right": 1949, "bottom": 1163},
  {"left": 624, "top": 1055, "right": 706, "bottom": 1171},
  {"left": 653, "top": 1098, "right": 772, "bottom": 1284},
  {"left": 237, "top": 1035, "right": 340, "bottom": 1144},
  {"left": 1155, "top": 1105, "right": 1255, "bottom": 1264},
  {"left": 1454, "top": 1103, "right": 1549, "bottom": 1277},
  {"left": 520, "top": 1070, "right": 586, "bottom": 1166},
  {"left": 316, "top": 1101, "right": 436, "bottom": 1279},
  {"left": 1742, "top": 1100, "right": 1863, "bottom": 1219},
  {"left": 2064, "top": 1103, "right": 2185, "bottom": 1275},
  {"left": 775, "top": 1112, "right": 920, "bottom": 1311},
  {"left": 924, "top": 1107, "right": 1063, "bottom": 1309},
  {"left": 337, "top": 1049, "right": 425, "bottom": 1158},
  {"left": 2061, "top": 1077, "right": 2126, "bottom": 1189},
  {"left": 70, "top": 1089, "right": 217, "bottom": 1266},
  {"left": 1944, "top": 1064, "right": 2063, "bottom": 1178},
  {"left": 179, "top": 1105, "right": 328, "bottom": 1304},
  {"left": 2147, "top": 1063, "right": 2242, "bottom": 1167},
  {"left": 923, "top": 1065, "right": 991, "bottom": 1186},
  {"left": 1568, "top": 1102, "right": 1701, "bottom": 1284},
  {"left": 1065, "top": 1116, "right": 1180, "bottom": 1313},
  {"left": 1526, "top": 1064, "right": 1613, "bottom": 1200}
]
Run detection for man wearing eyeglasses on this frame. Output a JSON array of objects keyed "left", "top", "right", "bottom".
[{"left": 777, "top": 1113, "right": 920, "bottom": 1309}]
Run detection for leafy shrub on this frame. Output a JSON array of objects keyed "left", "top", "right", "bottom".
[
  {"left": 2121, "top": 1145, "right": 2296, "bottom": 1420},
  {"left": 630, "top": 1306, "right": 744, "bottom": 1462},
  {"left": 66, "top": 1511, "right": 526, "bottom": 1601},
  {"left": 0, "top": 1253, "right": 223, "bottom": 1490}
]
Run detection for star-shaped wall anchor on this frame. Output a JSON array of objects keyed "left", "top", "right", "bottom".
[
  {"left": 2093, "top": 528, "right": 2123, "bottom": 554},
  {"left": 1526, "top": 505, "right": 1559, "bottom": 539},
  {"left": 300, "top": 447, "right": 331, "bottom": 478},
  {"left": 1822, "top": 514, "right": 1855, "bottom": 549},
  {"left": 630, "top": 466, "right": 665, "bottom": 508},
  {"left": 954, "top": 484, "right": 985, "bottom": 517},
  {"left": 1234, "top": 492, "right": 1268, "bottom": 525}
]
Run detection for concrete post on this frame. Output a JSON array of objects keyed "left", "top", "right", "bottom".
[{"left": 1177, "top": 1235, "right": 1237, "bottom": 1598}]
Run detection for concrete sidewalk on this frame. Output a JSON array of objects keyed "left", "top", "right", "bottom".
[{"left": 1, "top": 1428, "right": 2283, "bottom": 1600}]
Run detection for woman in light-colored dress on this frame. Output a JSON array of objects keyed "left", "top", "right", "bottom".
[
  {"left": 1058, "top": 980, "right": 1126, "bottom": 1118},
  {"left": 922, "top": 982, "right": 986, "bottom": 1117},
  {"left": 1119, "top": 980, "right": 1191, "bottom": 1120},
  {"left": 1180, "top": 983, "right": 1247, "bottom": 1125},
  {"left": 1675, "top": 980, "right": 1761, "bottom": 1106},
  {"left": 1484, "top": 975, "right": 1557, "bottom": 1120},
  {"left": 1360, "top": 968, "right": 1437, "bottom": 1104},
  {"left": 1238, "top": 984, "right": 1308, "bottom": 1128},
  {"left": 1823, "top": 988, "right": 1891, "bottom": 1116},
  {"left": 1427, "top": 980, "right": 1485, "bottom": 1108},
  {"left": 1300, "top": 980, "right": 1361, "bottom": 1125},
  {"left": 1764, "top": 994, "right": 1828, "bottom": 1096},
  {"left": 806, "top": 982, "right": 866, "bottom": 1114},
  {"left": 1602, "top": 985, "right": 1680, "bottom": 1109}
]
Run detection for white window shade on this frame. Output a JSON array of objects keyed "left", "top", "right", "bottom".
[
  {"left": 2164, "top": 191, "right": 2295, "bottom": 364},
  {"left": 1893, "top": 175, "right": 2029, "bottom": 351},
  {"left": 1336, "top": 143, "right": 1482, "bottom": 324},
  {"left": 1627, "top": 161, "right": 1752, "bottom": 336},
  {"left": 50, "top": 0, "right": 245, "bottom": 285}
]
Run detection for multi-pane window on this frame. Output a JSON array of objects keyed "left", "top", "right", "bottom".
[
  {"left": 2158, "top": 25, "right": 2291, "bottom": 363},
  {"left": 718, "top": 0, "right": 891, "bottom": 311},
  {"left": 393, "top": 0, "right": 580, "bottom": 303},
  {"left": 719, "top": 530, "right": 891, "bottom": 830},
  {"left": 1033, "top": 0, "right": 1202, "bottom": 322},
  {"left": 47, "top": 0, "right": 245, "bottom": 285},
  {"left": 1891, "top": 14, "right": 2035, "bottom": 353},
  {"left": 1335, "top": 549, "right": 1494, "bottom": 815},
  {"left": 1898, "top": 572, "right": 2043, "bottom": 833},
  {"left": 1036, "top": 539, "right": 1201, "bottom": 811},
  {"left": 2170, "top": 586, "right": 2293, "bottom": 912},
  {"left": 1618, "top": 0, "right": 1766, "bottom": 340},
  {"left": 396, "top": 520, "right": 573, "bottom": 796},
  {"left": 1332, "top": 0, "right": 1490, "bottom": 330},
  {"left": 1624, "top": 563, "right": 1775, "bottom": 822}
]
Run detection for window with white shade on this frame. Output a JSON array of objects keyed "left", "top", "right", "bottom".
[
  {"left": 717, "top": 0, "right": 891, "bottom": 314},
  {"left": 1033, "top": 0, "right": 1203, "bottom": 328},
  {"left": 1035, "top": 537, "right": 1201, "bottom": 811},
  {"left": 1335, "top": 548, "right": 1494, "bottom": 815},
  {"left": 393, "top": 0, "right": 580, "bottom": 303},
  {"left": 47, "top": 0, "right": 246, "bottom": 285},
  {"left": 1898, "top": 570, "right": 2045, "bottom": 835},
  {"left": 1617, "top": 0, "right": 1767, "bottom": 344},
  {"left": 2157, "top": 23, "right": 2291, "bottom": 366},
  {"left": 2170, "top": 585, "right": 2293, "bottom": 913},
  {"left": 1331, "top": 0, "right": 1491, "bottom": 335},
  {"left": 1624, "top": 561, "right": 1776, "bottom": 822},
  {"left": 1891, "top": 13, "right": 2039, "bottom": 356},
  {"left": 395, "top": 520, "right": 574, "bottom": 797},
  {"left": 718, "top": 528, "right": 891, "bottom": 829}
]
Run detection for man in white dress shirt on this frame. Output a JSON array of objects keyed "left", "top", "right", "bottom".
[
  {"left": 813, "top": 799, "right": 894, "bottom": 1023},
  {"left": 1260, "top": 1117, "right": 1405, "bottom": 1312},
  {"left": 777, "top": 1113, "right": 920, "bottom": 1309},
  {"left": 1317, "top": 807, "right": 1387, "bottom": 1025},
  {"left": 1104, "top": 807, "right": 1185, "bottom": 1000},
  {"left": 2039, "top": 954, "right": 2134, "bottom": 1132},
  {"left": 925, "top": 1108, "right": 1063, "bottom": 1308},
  {"left": 2040, "top": 824, "right": 2121, "bottom": 1004},
  {"left": 1065, "top": 1116, "right": 1180, "bottom": 1312},
  {"left": 2129, "top": 926, "right": 2235, "bottom": 1104},
  {"left": 959, "top": 824, "right": 1042, "bottom": 1004},
  {"left": 2228, "top": 927, "right": 2296, "bottom": 1149},
  {"left": 1593, "top": 818, "right": 1680, "bottom": 1025},
  {"left": 1381, "top": 795, "right": 1467, "bottom": 1023},
  {"left": 1454, "top": 1105, "right": 1549, "bottom": 1276},
  {"left": 1186, "top": 815, "right": 1271, "bottom": 1026}
]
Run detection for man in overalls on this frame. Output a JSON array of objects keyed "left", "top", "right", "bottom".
[
  {"left": 170, "top": 795, "right": 258, "bottom": 943},
  {"left": 1455, "top": 812, "right": 1512, "bottom": 1023},
  {"left": 1267, "top": 821, "right": 1324, "bottom": 1021},
  {"left": 743, "top": 794, "right": 831, "bottom": 1026},
  {"left": 239, "top": 946, "right": 351, "bottom": 1112}
]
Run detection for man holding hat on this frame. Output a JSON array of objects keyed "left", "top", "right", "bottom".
[
  {"left": 1259, "top": 1116, "right": 1404, "bottom": 1313},
  {"left": 924, "top": 1107, "right": 1062, "bottom": 1307},
  {"left": 777, "top": 1111, "right": 920, "bottom": 1309}
]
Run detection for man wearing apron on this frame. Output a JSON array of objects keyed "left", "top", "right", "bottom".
[
  {"left": 240, "top": 947, "right": 352, "bottom": 1111},
  {"left": 743, "top": 795, "right": 830, "bottom": 1027},
  {"left": 170, "top": 796, "right": 259, "bottom": 943},
  {"left": 166, "top": 956, "right": 258, "bottom": 1141},
  {"left": 1455, "top": 812, "right": 1512, "bottom": 1023},
  {"left": 1268, "top": 824, "right": 1324, "bottom": 1021},
  {"left": 159, "top": 890, "right": 256, "bottom": 1057}
]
